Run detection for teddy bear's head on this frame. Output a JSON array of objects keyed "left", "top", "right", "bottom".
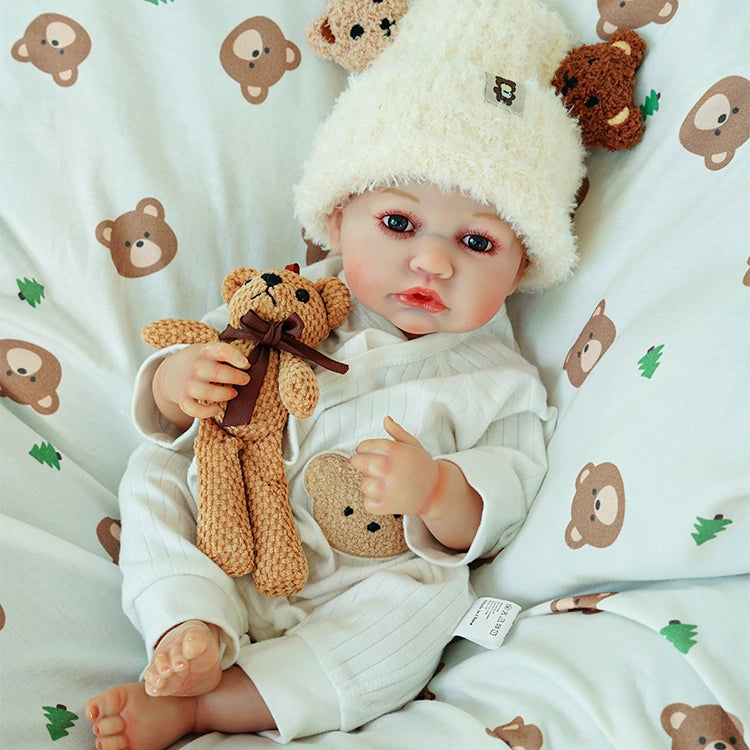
[
  {"left": 221, "top": 265, "right": 351, "bottom": 348},
  {"left": 552, "top": 29, "right": 646, "bottom": 151},
  {"left": 306, "top": 0, "right": 409, "bottom": 72}
]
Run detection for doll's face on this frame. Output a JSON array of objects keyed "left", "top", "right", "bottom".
[{"left": 326, "top": 182, "right": 527, "bottom": 335}]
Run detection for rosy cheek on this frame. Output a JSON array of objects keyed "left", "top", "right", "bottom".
[
  {"left": 340, "top": 257, "right": 373, "bottom": 301},
  {"left": 470, "top": 288, "right": 507, "bottom": 328}
]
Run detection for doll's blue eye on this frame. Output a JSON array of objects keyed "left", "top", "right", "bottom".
[
  {"left": 463, "top": 234, "right": 492, "bottom": 253},
  {"left": 383, "top": 214, "right": 412, "bottom": 233}
]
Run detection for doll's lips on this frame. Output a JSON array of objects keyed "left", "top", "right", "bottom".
[{"left": 395, "top": 287, "right": 447, "bottom": 313}]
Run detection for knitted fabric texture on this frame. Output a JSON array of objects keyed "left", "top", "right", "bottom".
[
  {"left": 304, "top": 451, "right": 408, "bottom": 558},
  {"left": 295, "top": 0, "right": 587, "bottom": 292},
  {"left": 141, "top": 266, "right": 352, "bottom": 596},
  {"left": 306, "top": 0, "right": 409, "bottom": 73}
]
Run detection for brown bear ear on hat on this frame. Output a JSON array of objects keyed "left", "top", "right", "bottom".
[
  {"left": 305, "top": 0, "right": 409, "bottom": 72},
  {"left": 221, "top": 267, "right": 258, "bottom": 303},
  {"left": 551, "top": 29, "right": 647, "bottom": 151}
]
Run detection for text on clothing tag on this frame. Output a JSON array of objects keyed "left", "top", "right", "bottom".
[{"left": 453, "top": 596, "right": 521, "bottom": 649}]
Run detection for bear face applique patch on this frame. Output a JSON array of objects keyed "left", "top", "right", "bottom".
[{"left": 304, "top": 451, "right": 408, "bottom": 559}]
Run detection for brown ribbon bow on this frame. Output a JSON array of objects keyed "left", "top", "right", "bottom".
[{"left": 218, "top": 310, "right": 348, "bottom": 427}]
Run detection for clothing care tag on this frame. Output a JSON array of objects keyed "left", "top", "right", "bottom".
[{"left": 453, "top": 597, "right": 521, "bottom": 649}]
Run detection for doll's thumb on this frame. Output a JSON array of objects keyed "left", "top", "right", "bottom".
[{"left": 383, "top": 416, "right": 421, "bottom": 447}]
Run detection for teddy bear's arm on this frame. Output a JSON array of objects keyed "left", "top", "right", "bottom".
[
  {"left": 141, "top": 319, "right": 220, "bottom": 349},
  {"left": 278, "top": 351, "right": 320, "bottom": 420}
]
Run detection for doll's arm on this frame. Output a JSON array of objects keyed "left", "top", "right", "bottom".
[
  {"left": 351, "top": 417, "right": 482, "bottom": 552},
  {"left": 153, "top": 342, "right": 251, "bottom": 430}
]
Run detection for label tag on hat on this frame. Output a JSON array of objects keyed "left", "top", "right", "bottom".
[
  {"left": 453, "top": 596, "right": 521, "bottom": 649},
  {"left": 485, "top": 73, "right": 525, "bottom": 116}
]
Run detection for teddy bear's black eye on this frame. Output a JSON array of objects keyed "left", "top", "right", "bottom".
[
  {"left": 393, "top": 514, "right": 402, "bottom": 519},
  {"left": 350, "top": 24, "right": 365, "bottom": 40},
  {"left": 295, "top": 288, "right": 310, "bottom": 303},
  {"left": 344, "top": 506, "right": 354, "bottom": 516},
  {"left": 585, "top": 96, "right": 599, "bottom": 108}
]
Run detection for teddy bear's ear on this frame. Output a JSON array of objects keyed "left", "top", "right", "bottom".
[
  {"left": 221, "top": 267, "right": 258, "bottom": 303},
  {"left": 609, "top": 28, "right": 646, "bottom": 67},
  {"left": 315, "top": 277, "right": 352, "bottom": 329}
]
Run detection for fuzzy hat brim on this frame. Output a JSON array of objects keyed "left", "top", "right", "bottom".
[{"left": 295, "top": 0, "right": 587, "bottom": 292}]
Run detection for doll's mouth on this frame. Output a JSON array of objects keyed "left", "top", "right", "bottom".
[{"left": 395, "top": 288, "right": 447, "bottom": 313}]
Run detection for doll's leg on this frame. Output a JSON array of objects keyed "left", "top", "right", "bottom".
[
  {"left": 237, "top": 558, "right": 474, "bottom": 742},
  {"left": 143, "top": 620, "right": 222, "bottom": 697},
  {"left": 85, "top": 666, "right": 275, "bottom": 750}
]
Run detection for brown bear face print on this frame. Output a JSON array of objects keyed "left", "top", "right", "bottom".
[
  {"left": 565, "top": 462, "right": 626, "bottom": 550},
  {"left": 596, "top": 0, "right": 678, "bottom": 39},
  {"left": 679, "top": 76, "right": 750, "bottom": 171},
  {"left": 563, "top": 300, "right": 617, "bottom": 387},
  {"left": 0, "top": 339, "right": 62, "bottom": 415},
  {"left": 220, "top": 17, "right": 301, "bottom": 105},
  {"left": 487, "top": 716, "right": 544, "bottom": 750},
  {"left": 661, "top": 703, "right": 748, "bottom": 750},
  {"left": 11, "top": 13, "right": 91, "bottom": 87},
  {"left": 96, "top": 198, "right": 178, "bottom": 278},
  {"left": 550, "top": 591, "right": 617, "bottom": 615}
]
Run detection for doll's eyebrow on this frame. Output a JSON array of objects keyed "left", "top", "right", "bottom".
[{"left": 381, "top": 187, "right": 420, "bottom": 203}]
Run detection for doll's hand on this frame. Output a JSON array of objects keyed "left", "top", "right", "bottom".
[
  {"left": 154, "top": 342, "right": 250, "bottom": 426},
  {"left": 351, "top": 417, "right": 440, "bottom": 517}
]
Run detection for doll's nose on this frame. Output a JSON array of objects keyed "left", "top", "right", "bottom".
[{"left": 409, "top": 239, "right": 453, "bottom": 279}]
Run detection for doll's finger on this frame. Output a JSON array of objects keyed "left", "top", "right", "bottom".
[
  {"left": 184, "top": 382, "right": 232, "bottom": 407},
  {"left": 178, "top": 397, "right": 220, "bottom": 420},
  {"left": 350, "top": 452, "right": 387, "bottom": 479},
  {"left": 200, "top": 341, "right": 249, "bottom": 370},
  {"left": 383, "top": 416, "right": 422, "bottom": 447},
  {"left": 196, "top": 358, "right": 250, "bottom": 387},
  {"left": 353, "top": 438, "right": 394, "bottom": 458}
]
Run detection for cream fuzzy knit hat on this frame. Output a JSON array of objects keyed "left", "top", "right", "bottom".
[{"left": 295, "top": 0, "right": 587, "bottom": 292}]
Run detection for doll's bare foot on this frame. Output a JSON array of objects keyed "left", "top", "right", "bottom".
[
  {"left": 144, "top": 620, "right": 222, "bottom": 697},
  {"left": 85, "top": 682, "right": 195, "bottom": 750}
]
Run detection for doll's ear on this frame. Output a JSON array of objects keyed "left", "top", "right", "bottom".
[
  {"left": 221, "top": 267, "right": 258, "bottom": 303},
  {"left": 315, "top": 277, "right": 352, "bottom": 330}
]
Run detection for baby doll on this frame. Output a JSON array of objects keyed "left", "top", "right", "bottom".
[{"left": 86, "top": 0, "right": 585, "bottom": 747}]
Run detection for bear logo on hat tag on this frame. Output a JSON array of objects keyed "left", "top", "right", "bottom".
[{"left": 485, "top": 73, "right": 525, "bottom": 115}]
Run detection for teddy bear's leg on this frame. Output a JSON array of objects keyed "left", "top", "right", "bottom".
[
  {"left": 241, "top": 434, "right": 308, "bottom": 597},
  {"left": 195, "top": 420, "right": 255, "bottom": 577}
]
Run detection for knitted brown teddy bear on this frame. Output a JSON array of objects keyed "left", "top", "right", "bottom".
[{"left": 142, "top": 264, "right": 352, "bottom": 596}]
